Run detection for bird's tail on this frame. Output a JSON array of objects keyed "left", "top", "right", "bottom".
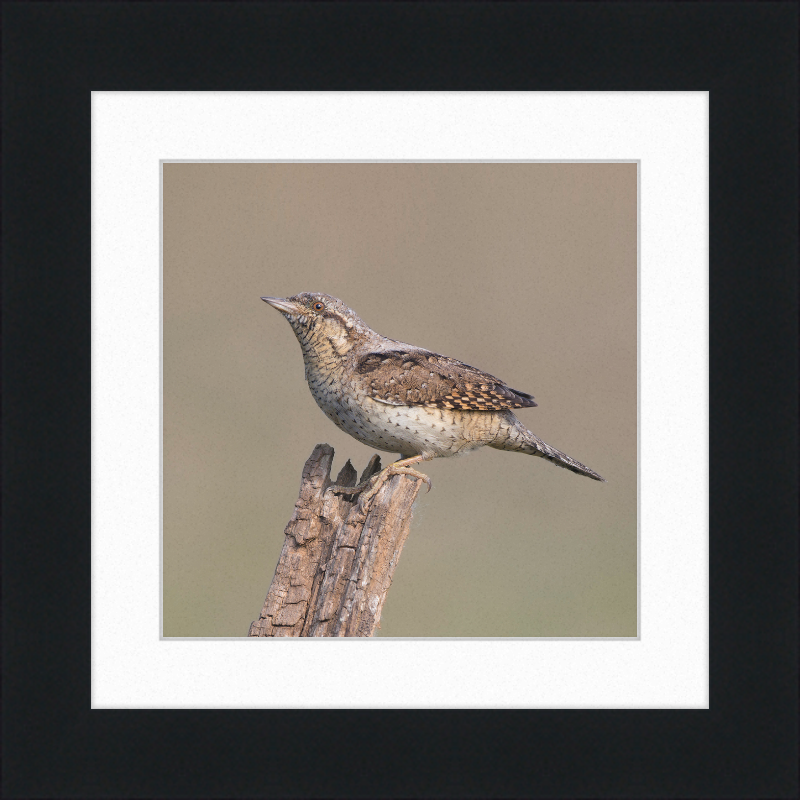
[{"left": 490, "top": 414, "right": 606, "bottom": 482}]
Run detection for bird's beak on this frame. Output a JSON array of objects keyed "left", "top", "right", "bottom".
[{"left": 261, "top": 296, "right": 302, "bottom": 315}]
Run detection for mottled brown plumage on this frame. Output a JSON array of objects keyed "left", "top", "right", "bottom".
[
  {"left": 261, "top": 292, "right": 605, "bottom": 491},
  {"left": 356, "top": 349, "right": 538, "bottom": 411}
]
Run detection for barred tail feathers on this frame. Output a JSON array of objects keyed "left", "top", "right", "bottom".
[{"left": 491, "top": 415, "right": 606, "bottom": 482}]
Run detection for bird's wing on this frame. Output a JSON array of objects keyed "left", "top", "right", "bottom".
[{"left": 355, "top": 348, "right": 537, "bottom": 410}]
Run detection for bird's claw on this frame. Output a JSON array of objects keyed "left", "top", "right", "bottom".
[
  {"left": 384, "top": 465, "right": 432, "bottom": 493},
  {"left": 327, "top": 465, "right": 432, "bottom": 498}
]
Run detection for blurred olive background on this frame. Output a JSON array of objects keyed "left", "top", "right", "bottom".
[{"left": 163, "top": 162, "right": 637, "bottom": 637}]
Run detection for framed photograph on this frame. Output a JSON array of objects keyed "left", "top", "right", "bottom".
[{"left": 4, "top": 3, "right": 796, "bottom": 798}]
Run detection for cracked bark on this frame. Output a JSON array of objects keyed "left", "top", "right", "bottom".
[{"left": 248, "top": 444, "right": 424, "bottom": 637}]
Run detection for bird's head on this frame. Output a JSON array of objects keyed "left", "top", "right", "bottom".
[{"left": 261, "top": 293, "right": 369, "bottom": 356}]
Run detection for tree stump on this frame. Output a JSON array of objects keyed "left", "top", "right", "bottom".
[{"left": 248, "top": 444, "right": 425, "bottom": 637}]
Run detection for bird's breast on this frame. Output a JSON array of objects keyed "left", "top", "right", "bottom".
[{"left": 304, "top": 365, "right": 502, "bottom": 458}]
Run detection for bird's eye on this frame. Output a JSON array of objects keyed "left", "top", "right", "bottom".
[{"left": 314, "top": 302, "right": 324, "bottom": 311}]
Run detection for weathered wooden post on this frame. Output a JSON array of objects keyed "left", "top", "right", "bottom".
[{"left": 248, "top": 444, "right": 424, "bottom": 637}]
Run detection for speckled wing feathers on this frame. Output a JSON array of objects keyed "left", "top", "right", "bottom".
[{"left": 355, "top": 349, "right": 537, "bottom": 410}]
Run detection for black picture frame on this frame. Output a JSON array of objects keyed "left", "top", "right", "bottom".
[{"left": 3, "top": 2, "right": 797, "bottom": 798}]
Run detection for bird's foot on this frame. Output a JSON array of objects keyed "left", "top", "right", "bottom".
[
  {"left": 380, "top": 464, "right": 432, "bottom": 493},
  {"left": 326, "top": 457, "right": 432, "bottom": 499}
]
